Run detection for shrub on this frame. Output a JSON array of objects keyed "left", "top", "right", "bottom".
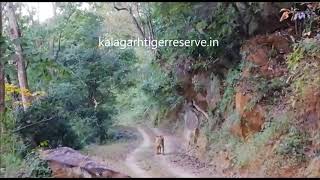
[
  {"left": 22, "top": 151, "right": 52, "bottom": 178},
  {"left": 16, "top": 96, "right": 82, "bottom": 150},
  {"left": 276, "top": 127, "right": 308, "bottom": 163},
  {"left": 287, "top": 46, "right": 304, "bottom": 71}
]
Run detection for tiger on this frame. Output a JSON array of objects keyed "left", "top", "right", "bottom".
[{"left": 155, "top": 135, "right": 165, "bottom": 155}]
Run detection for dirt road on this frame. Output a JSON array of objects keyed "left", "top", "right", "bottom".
[
  {"left": 125, "top": 127, "right": 196, "bottom": 177},
  {"left": 86, "top": 126, "right": 215, "bottom": 178}
]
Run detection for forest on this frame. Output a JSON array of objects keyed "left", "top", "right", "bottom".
[{"left": 0, "top": 2, "right": 320, "bottom": 178}]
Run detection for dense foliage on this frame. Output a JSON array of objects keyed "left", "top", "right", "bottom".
[{"left": 1, "top": 3, "right": 139, "bottom": 177}]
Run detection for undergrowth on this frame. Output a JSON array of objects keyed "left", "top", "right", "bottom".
[
  {"left": 287, "top": 37, "right": 320, "bottom": 107},
  {"left": 217, "top": 62, "right": 244, "bottom": 115},
  {"left": 276, "top": 127, "right": 308, "bottom": 166},
  {"left": 0, "top": 113, "right": 52, "bottom": 178},
  {"left": 231, "top": 113, "right": 291, "bottom": 167}
]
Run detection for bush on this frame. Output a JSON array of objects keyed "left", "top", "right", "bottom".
[
  {"left": 276, "top": 127, "right": 308, "bottom": 163},
  {"left": 22, "top": 151, "right": 52, "bottom": 178},
  {"left": 16, "top": 96, "right": 82, "bottom": 150}
]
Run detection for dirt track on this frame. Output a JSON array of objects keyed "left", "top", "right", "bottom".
[
  {"left": 86, "top": 126, "right": 215, "bottom": 178},
  {"left": 124, "top": 126, "right": 196, "bottom": 177}
]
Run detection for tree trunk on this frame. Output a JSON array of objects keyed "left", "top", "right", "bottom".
[
  {"left": 7, "top": 2, "right": 31, "bottom": 111},
  {"left": 0, "top": 2, "right": 5, "bottom": 115},
  {"left": 52, "top": 2, "right": 57, "bottom": 18}
]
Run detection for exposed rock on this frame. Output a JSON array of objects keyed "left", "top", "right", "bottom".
[
  {"left": 190, "top": 72, "right": 222, "bottom": 115},
  {"left": 245, "top": 46, "right": 270, "bottom": 66},
  {"left": 232, "top": 92, "right": 265, "bottom": 138},
  {"left": 297, "top": 87, "right": 320, "bottom": 132},
  {"left": 174, "top": 56, "right": 194, "bottom": 85},
  {"left": 229, "top": 31, "right": 293, "bottom": 138},
  {"left": 184, "top": 108, "right": 199, "bottom": 131},
  {"left": 235, "top": 92, "right": 250, "bottom": 116},
  {"left": 235, "top": 2, "right": 293, "bottom": 37},
  {"left": 243, "top": 105, "right": 265, "bottom": 132},
  {"left": 40, "top": 147, "right": 130, "bottom": 178},
  {"left": 230, "top": 120, "right": 244, "bottom": 138},
  {"left": 240, "top": 32, "right": 290, "bottom": 79},
  {"left": 206, "top": 75, "right": 221, "bottom": 111},
  {"left": 191, "top": 72, "right": 210, "bottom": 110}
]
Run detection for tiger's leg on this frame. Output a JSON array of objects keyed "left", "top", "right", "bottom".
[
  {"left": 157, "top": 145, "right": 161, "bottom": 155},
  {"left": 156, "top": 146, "right": 158, "bottom": 154},
  {"left": 162, "top": 147, "right": 164, "bottom": 155},
  {"left": 162, "top": 142, "right": 165, "bottom": 155}
]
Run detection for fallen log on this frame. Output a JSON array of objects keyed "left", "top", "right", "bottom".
[{"left": 39, "top": 147, "right": 130, "bottom": 178}]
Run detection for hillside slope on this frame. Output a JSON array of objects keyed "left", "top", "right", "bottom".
[{"left": 152, "top": 4, "right": 320, "bottom": 178}]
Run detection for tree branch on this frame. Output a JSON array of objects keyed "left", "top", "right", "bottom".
[
  {"left": 192, "top": 100, "right": 209, "bottom": 120},
  {"left": 114, "top": 6, "right": 129, "bottom": 11},
  {"left": 113, "top": 2, "right": 129, "bottom": 11},
  {"left": 113, "top": 2, "right": 145, "bottom": 39},
  {"left": 136, "top": 3, "right": 146, "bottom": 38},
  {"left": 13, "top": 116, "right": 56, "bottom": 133},
  {"left": 129, "top": 8, "right": 145, "bottom": 39}
]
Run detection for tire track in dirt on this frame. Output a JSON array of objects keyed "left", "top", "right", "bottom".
[
  {"left": 152, "top": 128, "right": 218, "bottom": 177},
  {"left": 151, "top": 128, "right": 197, "bottom": 178},
  {"left": 125, "top": 126, "right": 197, "bottom": 178},
  {"left": 125, "top": 127, "right": 153, "bottom": 178}
]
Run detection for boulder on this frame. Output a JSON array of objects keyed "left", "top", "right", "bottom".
[{"left": 40, "top": 147, "right": 130, "bottom": 178}]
